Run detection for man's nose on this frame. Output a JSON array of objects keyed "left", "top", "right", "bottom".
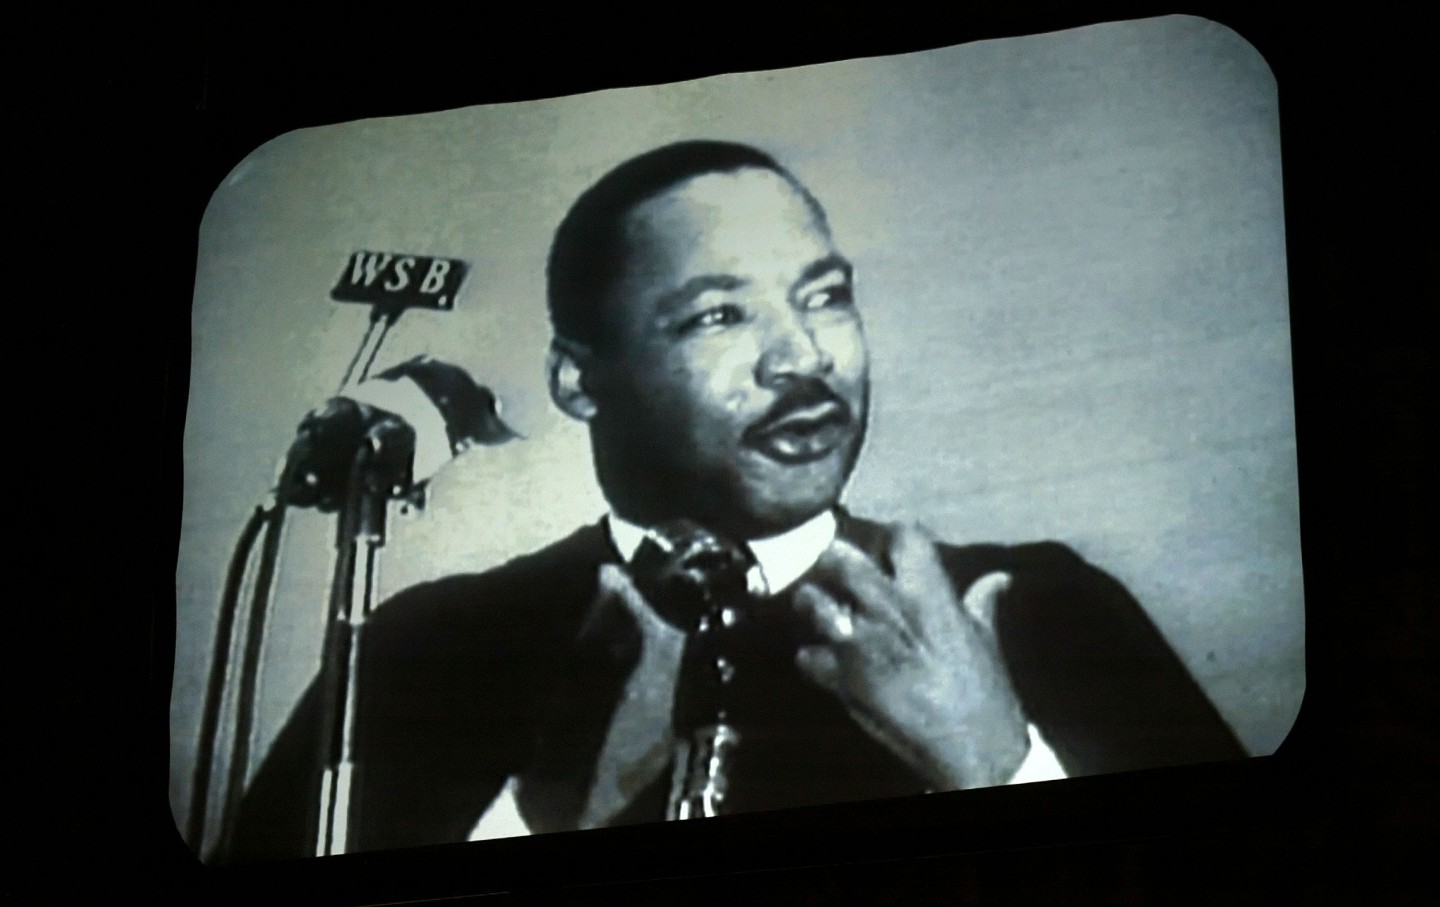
[{"left": 754, "top": 311, "right": 834, "bottom": 386}]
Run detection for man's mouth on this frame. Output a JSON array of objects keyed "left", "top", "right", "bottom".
[{"left": 744, "top": 398, "right": 853, "bottom": 464}]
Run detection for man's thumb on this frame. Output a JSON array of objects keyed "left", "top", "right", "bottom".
[{"left": 961, "top": 571, "right": 1012, "bottom": 635}]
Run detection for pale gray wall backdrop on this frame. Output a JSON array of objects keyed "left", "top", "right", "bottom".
[{"left": 173, "top": 15, "right": 1303, "bottom": 849}]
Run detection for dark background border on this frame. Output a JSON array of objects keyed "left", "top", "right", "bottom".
[{"left": 103, "top": 2, "right": 1432, "bottom": 902}]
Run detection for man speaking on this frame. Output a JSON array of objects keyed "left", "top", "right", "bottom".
[{"left": 231, "top": 140, "right": 1244, "bottom": 860}]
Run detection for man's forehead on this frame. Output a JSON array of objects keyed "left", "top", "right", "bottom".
[{"left": 619, "top": 167, "right": 836, "bottom": 276}]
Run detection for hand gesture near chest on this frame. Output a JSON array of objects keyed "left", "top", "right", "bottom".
[{"left": 791, "top": 525, "right": 1029, "bottom": 790}]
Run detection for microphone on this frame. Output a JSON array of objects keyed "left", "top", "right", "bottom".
[
  {"left": 275, "top": 356, "right": 518, "bottom": 511},
  {"left": 629, "top": 520, "right": 754, "bottom": 632},
  {"left": 630, "top": 521, "right": 754, "bottom": 820}
]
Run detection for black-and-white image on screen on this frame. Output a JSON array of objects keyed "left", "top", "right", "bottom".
[{"left": 173, "top": 14, "right": 1303, "bottom": 865}]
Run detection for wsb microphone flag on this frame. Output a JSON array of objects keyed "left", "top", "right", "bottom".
[{"left": 331, "top": 250, "right": 469, "bottom": 314}]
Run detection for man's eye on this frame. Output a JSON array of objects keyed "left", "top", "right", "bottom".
[
  {"left": 678, "top": 304, "right": 746, "bottom": 334},
  {"left": 801, "top": 284, "right": 854, "bottom": 310}
]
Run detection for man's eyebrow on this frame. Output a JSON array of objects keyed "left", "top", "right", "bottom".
[
  {"left": 653, "top": 274, "right": 748, "bottom": 316},
  {"left": 795, "top": 254, "right": 853, "bottom": 288}
]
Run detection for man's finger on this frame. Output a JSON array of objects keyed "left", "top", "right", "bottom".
[
  {"left": 812, "top": 538, "right": 910, "bottom": 631},
  {"left": 793, "top": 582, "right": 861, "bottom": 644},
  {"left": 889, "top": 523, "right": 954, "bottom": 606},
  {"left": 794, "top": 644, "right": 842, "bottom": 692},
  {"left": 596, "top": 564, "right": 671, "bottom": 635},
  {"left": 961, "top": 570, "right": 1012, "bottom": 637}
]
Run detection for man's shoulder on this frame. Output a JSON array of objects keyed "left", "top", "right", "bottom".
[
  {"left": 935, "top": 538, "right": 1106, "bottom": 595},
  {"left": 837, "top": 511, "right": 1094, "bottom": 581},
  {"left": 367, "top": 520, "right": 615, "bottom": 644}
]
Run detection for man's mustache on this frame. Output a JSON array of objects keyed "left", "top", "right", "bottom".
[{"left": 743, "top": 379, "right": 853, "bottom": 442}]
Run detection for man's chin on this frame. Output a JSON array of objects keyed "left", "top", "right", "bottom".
[
  {"left": 598, "top": 436, "right": 859, "bottom": 539},
  {"left": 724, "top": 438, "right": 860, "bottom": 537},
  {"left": 724, "top": 479, "right": 846, "bottom": 539}
]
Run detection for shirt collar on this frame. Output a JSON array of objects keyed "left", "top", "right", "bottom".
[{"left": 606, "top": 510, "right": 838, "bottom": 597}]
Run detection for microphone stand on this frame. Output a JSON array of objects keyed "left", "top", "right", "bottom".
[
  {"left": 629, "top": 522, "right": 755, "bottom": 821},
  {"left": 192, "top": 411, "right": 416, "bottom": 863},
  {"left": 313, "top": 415, "right": 413, "bottom": 856},
  {"left": 190, "top": 288, "right": 519, "bottom": 859},
  {"left": 190, "top": 307, "right": 415, "bottom": 862},
  {"left": 668, "top": 600, "right": 745, "bottom": 820}
]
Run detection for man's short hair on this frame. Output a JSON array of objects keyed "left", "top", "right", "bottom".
[{"left": 547, "top": 140, "right": 818, "bottom": 352}]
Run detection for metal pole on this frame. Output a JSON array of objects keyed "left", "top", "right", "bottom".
[{"left": 315, "top": 419, "right": 409, "bottom": 855}]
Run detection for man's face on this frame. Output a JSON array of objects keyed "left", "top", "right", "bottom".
[{"left": 586, "top": 167, "right": 869, "bottom": 539}]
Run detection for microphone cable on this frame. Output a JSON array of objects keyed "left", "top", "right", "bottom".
[{"left": 188, "top": 499, "right": 287, "bottom": 861}]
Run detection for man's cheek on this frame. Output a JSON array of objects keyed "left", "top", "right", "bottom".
[
  {"left": 694, "top": 342, "right": 761, "bottom": 416},
  {"left": 816, "top": 320, "right": 865, "bottom": 368}
]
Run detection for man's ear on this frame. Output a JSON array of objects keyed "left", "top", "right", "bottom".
[{"left": 547, "top": 338, "right": 598, "bottom": 421}]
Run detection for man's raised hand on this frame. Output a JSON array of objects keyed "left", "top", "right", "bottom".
[{"left": 791, "top": 525, "right": 1029, "bottom": 790}]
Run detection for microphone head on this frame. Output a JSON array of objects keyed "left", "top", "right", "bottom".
[
  {"left": 629, "top": 520, "right": 752, "bottom": 632},
  {"left": 276, "top": 398, "right": 419, "bottom": 511}
]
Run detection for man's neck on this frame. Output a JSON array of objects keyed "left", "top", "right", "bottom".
[{"left": 606, "top": 510, "right": 838, "bottom": 596}]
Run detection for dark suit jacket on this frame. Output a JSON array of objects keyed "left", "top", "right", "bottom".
[{"left": 230, "top": 512, "right": 1244, "bottom": 862}]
